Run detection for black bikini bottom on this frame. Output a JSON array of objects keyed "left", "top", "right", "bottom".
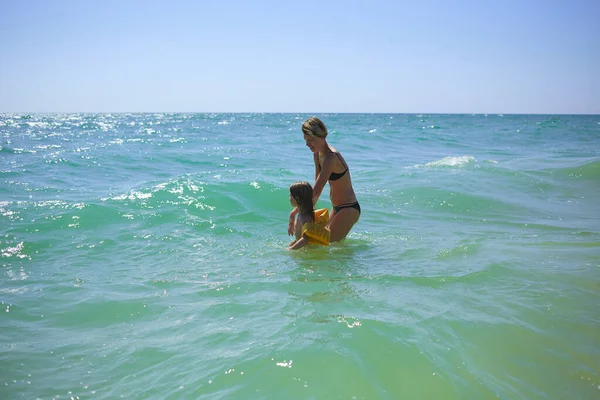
[{"left": 333, "top": 201, "right": 361, "bottom": 215}]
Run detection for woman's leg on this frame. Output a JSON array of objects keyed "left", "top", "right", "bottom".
[{"left": 327, "top": 207, "right": 360, "bottom": 242}]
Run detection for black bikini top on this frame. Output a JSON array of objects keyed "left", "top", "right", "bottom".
[{"left": 321, "top": 153, "right": 348, "bottom": 181}]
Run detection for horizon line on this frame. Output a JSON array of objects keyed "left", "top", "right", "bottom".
[{"left": 1, "top": 111, "right": 599, "bottom": 116}]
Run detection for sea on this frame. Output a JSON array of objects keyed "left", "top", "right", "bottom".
[{"left": 1, "top": 113, "right": 599, "bottom": 399}]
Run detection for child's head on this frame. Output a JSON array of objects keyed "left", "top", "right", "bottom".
[{"left": 289, "top": 181, "right": 314, "bottom": 213}]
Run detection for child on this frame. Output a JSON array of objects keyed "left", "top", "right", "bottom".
[{"left": 288, "top": 181, "right": 330, "bottom": 250}]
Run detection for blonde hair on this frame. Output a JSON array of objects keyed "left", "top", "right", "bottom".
[{"left": 302, "top": 117, "right": 328, "bottom": 138}]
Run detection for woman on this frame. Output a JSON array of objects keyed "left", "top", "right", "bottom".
[{"left": 288, "top": 117, "right": 360, "bottom": 242}]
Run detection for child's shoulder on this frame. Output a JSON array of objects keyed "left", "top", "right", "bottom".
[{"left": 297, "top": 212, "right": 313, "bottom": 225}]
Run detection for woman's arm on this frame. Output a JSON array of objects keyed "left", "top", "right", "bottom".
[
  {"left": 312, "top": 153, "right": 335, "bottom": 205},
  {"left": 313, "top": 152, "right": 321, "bottom": 180}
]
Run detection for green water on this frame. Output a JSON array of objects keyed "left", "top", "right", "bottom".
[{"left": 1, "top": 113, "right": 599, "bottom": 399}]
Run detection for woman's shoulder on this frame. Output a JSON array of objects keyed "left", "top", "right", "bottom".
[
  {"left": 326, "top": 144, "right": 339, "bottom": 155},
  {"left": 322, "top": 148, "right": 341, "bottom": 161}
]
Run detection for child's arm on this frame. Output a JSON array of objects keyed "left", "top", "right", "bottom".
[
  {"left": 288, "top": 207, "right": 298, "bottom": 236},
  {"left": 288, "top": 219, "right": 308, "bottom": 250},
  {"left": 288, "top": 236, "right": 308, "bottom": 250}
]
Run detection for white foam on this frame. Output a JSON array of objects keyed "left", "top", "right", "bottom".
[{"left": 424, "top": 156, "right": 475, "bottom": 167}]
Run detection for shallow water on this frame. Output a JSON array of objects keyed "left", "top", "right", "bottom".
[{"left": 1, "top": 113, "right": 599, "bottom": 399}]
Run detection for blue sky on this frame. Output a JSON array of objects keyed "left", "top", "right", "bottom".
[{"left": 1, "top": 0, "right": 598, "bottom": 113}]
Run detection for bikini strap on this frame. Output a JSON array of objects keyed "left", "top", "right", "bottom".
[{"left": 335, "top": 153, "right": 348, "bottom": 170}]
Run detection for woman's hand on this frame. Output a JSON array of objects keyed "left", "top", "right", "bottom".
[{"left": 288, "top": 207, "right": 298, "bottom": 235}]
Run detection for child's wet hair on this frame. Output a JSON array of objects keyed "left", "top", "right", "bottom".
[{"left": 290, "top": 181, "right": 314, "bottom": 214}]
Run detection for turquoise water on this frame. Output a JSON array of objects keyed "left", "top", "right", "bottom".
[{"left": 1, "top": 113, "right": 599, "bottom": 399}]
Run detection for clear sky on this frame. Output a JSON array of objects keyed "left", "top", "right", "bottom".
[{"left": 1, "top": 0, "right": 598, "bottom": 113}]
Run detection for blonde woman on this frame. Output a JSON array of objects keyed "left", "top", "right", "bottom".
[{"left": 288, "top": 117, "right": 360, "bottom": 242}]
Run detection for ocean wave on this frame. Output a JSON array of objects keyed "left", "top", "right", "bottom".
[
  {"left": 0, "top": 145, "right": 16, "bottom": 154},
  {"left": 422, "top": 156, "right": 476, "bottom": 168},
  {"left": 1, "top": 241, "right": 28, "bottom": 259},
  {"left": 99, "top": 178, "right": 288, "bottom": 233},
  {"left": 550, "top": 158, "right": 600, "bottom": 180}
]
